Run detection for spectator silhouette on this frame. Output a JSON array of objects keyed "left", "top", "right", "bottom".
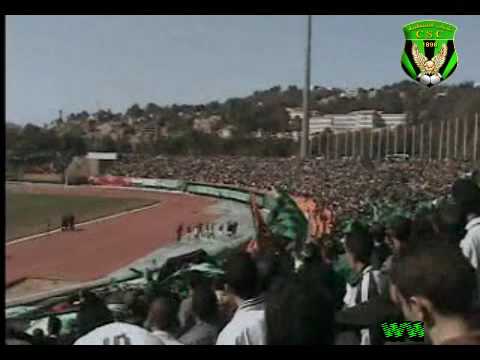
[
  {"left": 266, "top": 269, "right": 335, "bottom": 345},
  {"left": 146, "top": 296, "right": 183, "bottom": 345},
  {"left": 179, "top": 285, "right": 222, "bottom": 345},
  {"left": 76, "top": 290, "right": 113, "bottom": 337},
  {"left": 390, "top": 243, "right": 480, "bottom": 345}
]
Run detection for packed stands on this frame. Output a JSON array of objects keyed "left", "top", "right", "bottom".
[{"left": 6, "top": 157, "right": 480, "bottom": 345}]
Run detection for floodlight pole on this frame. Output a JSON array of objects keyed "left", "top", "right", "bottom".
[{"left": 300, "top": 15, "right": 312, "bottom": 160}]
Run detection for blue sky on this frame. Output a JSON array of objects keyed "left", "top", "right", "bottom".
[{"left": 6, "top": 15, "right": 480, "bottom": 125}]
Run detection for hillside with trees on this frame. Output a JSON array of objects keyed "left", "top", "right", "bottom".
[{"left": 6, "top": 81, "right": 480, "bottom": 166}]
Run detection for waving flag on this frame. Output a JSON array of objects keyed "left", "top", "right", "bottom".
[
  {"left": 266, "top": 190, "right": 309, "bottom": 252},
  {"left": 247, "top": 193, "right": 274, "bottom": 255}
]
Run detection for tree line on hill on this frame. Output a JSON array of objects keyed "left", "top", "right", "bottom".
[{"left": 6, "top": 81, "right": 480, "bottom": 167}]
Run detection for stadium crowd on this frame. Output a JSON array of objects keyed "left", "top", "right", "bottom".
[
  {"left": 110, "top": 156, "right": 473, "bottom": 223},
  {"left": 6, "top": 157, "right": 480, "bottom": 345}
]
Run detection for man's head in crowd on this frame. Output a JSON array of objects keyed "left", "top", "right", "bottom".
[
  {"left": 224, "top": 252, "right": 260, "bottom": 302},
  {"left": 76, "top": 290, "right": 113, "bottom": 336},
  {"left": 389, "top": 243, "right": 478, "bottom": 345},
  {"left": 187, "top": 271, "right": 210, "bottom": 294},
  {"left": 432, "top": 202, "right": 466, "bottom": 245},
  {"left": 255, "top": 250, "right": 286, "bottom": 293},
  {"left": 344, "top": 223, "right": 373, "bottom": 273},
  {"left": 146, "top": 296, "right": 177, "bottom": 332},
  {"left": 123, "top": 290, "right": 149, "bottom": 327},
  {"left": 472, "top": 169, "right": 480, "bottom": 187},
  {"left": 409, "top": 211, "right": 436, "bottom": 246},
  {"left": 266, "top": 271, "right": 335, "bottom": 345},
  {"left": 31, "top": 328, "right": 45, "bottom": 344},
  {"left": 452, "top": 178, "right": 480, "bottom": 221},
  {"left": 192, "top": 285, "right": 219, "bottom": 324},
  {"left": 386, "top": 216, "right": 412, "bottom": 255},
  {"left": 213, "top": 277, "right": 237, "bottom": 321},
  {"left": 370, "top": 223, "right": 386, "bottom": 245},
  {"left": 47, "top": 315, "right": 62, "bottom": 337},
  {"left": 369, "top": 222, "right": 391, "bottom": 268}
]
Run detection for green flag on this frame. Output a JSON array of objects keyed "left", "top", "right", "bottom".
[{"left": 266, "top": 191, "right": 308, "bottom": 251}]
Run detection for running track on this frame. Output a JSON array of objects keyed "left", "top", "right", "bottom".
[{"left": 6, "top": 187, "right": 218, "bottom": 287}]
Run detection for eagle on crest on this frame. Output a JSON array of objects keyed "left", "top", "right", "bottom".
[{"left": 411, "top": 43, "right": 448, "bottom": 86}]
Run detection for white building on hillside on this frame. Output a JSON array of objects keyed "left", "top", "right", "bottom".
[
  {"left": 381, "top": 113, "right": 407, "bottom": 128},
  {"left": 350, "top": 110, "right": 376, "bottom": 130},
  {"left": 286, "top": 108, "right": 407, "bottom": 135},
  {"left": 310, "top": 116, "right": 333, "bottom": 134},
  {"left": 193, "top": 115, "right": 221, "bottom": 134},
  {"left": 218, "top": 126, "right": 235, "bottom": 139},
  {"left": 340, "top": 88, "right": 359, "bottom": 98},
  {"left": 286, "top": 108, "right": 302, "bottom": 119},
  {"left": 330, "top": 115, "right": 358, "bottom": 132}
]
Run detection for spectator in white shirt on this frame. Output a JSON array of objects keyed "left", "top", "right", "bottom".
[
  {"left": 452, "top": 179, "right": 480, "bottom": 271},
  {"left": 216, "top": 252, "right": 266, "bottom": 345},
  {"left": 145, "top": 296, "right": 183, "bottom": 345},
  {"left": 74, "top": 322, "right": 165, "bottom": 345}
]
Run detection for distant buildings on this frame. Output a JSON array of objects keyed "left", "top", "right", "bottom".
[
  {"left": 217, "top": 126, "right": 235, "bottom": 139},
  {"left": 368, "top": 89, "right": 378, "bottom": 98},
  {"left": 140, "top": 122, "right": 158, "bottom": 141},
  {"left": 339, "top": 88, "right": 359, "bottom": 98},
  {"left": 193, "top": 115, "right": 222, "bottom": 134},
  {"left": 286, "top": 108, "right": 407, "bottom": 136},
  {"left": 380, "top": 113, "right": 408, "bottom": 128},
  {"left": 318, "top": 96, "right": 337, "bottom": 105},
  {"left": 97, "top": 123, "right": 114, "bottom": 136},
  {"left": 251, "top": 129, "right": 264, "bottom": 138},
  {"left": 310, "top": 116, "right": 333, "bottom": 133},
  {"left": 84, "top": 152, "right": 118, "bottom": 176}
]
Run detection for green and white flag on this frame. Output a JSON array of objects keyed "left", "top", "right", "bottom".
[{"left": 266, "top": 191, "right": 308, "bottom": 251}]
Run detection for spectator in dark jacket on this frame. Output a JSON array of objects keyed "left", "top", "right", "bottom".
[
  {"left": 369, "top": 223, "right": 390, "bottom": 270},
  {"left": 266, "top": 268, "right": 335, "bottom": 345},
  {"left": 179, "top": 285, "right": 222, "bottom": 345},
  {"left": 76, "top": 290, "right": 113, "bottom": 337},
  {"left": 178, "top": 271, "right": 211, "bottom": 335},
  {"left": 123, "top": 290, "right": 149, "bottom": 328},
  {"left": 43, "top": 315, "right": 62, "bottom": 345}
]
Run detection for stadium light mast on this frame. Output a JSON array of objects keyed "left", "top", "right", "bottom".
[{"left": 300, "top": 15, "right": 312, "bottom": 160}]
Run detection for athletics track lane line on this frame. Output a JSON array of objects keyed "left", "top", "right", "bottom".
[{"left": 6, "top": 202, "right": 162, "bottom": 247}]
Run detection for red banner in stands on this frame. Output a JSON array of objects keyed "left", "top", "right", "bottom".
[{"left": 88, "top": 175, "right": 133, "bottom": 187}]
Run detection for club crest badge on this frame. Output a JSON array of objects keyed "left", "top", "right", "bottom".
[{"left": 401, "top": 20, "right": 458, "bottom": 87}]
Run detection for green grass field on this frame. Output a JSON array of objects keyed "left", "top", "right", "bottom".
[{"left": 6, "top": 192, "right": 157, "bottom": 241}]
